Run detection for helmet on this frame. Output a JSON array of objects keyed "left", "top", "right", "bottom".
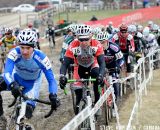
[
  {"left": 148, "top": 21, "right": 153, "bottom": 26},
  {"left": 108, "top": 21, "right": 113, "bottom": 26},
  {"left": 137, "top": 25, "right": 143, "bottom": 32},
  {"left": 92, "top": 27, "right": 102, "bottom": 35},
  {"left": 17, "top": 29, "right": 37, "bottom": 47},
  {"left": 128, "top": 25, "right": 137, "bottom": 33},
  {"left": 5, "top": 27, "right": 13, "bottom": 34},
  {"left": 96, "top": 32, "right": 104, "bottom": 41},
  {"left": 96, "top": 32, "right": 108, "bottom": 41},
  {"left": 143, "top": 27, "right": 150, "bottom": 37},
  {"left": 119, "top": 23, "right": 128, "bottom": 32},
  {"left": 152, "top": 24, "right": 159, "bottom": 31},
  {"left": 76, "top": 25, "right": 92, "bottom": 39},
  {"left": 103, "top": 32, "right": 109, "bottom": 40}
]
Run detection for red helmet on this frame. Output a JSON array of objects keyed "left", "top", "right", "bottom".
[
  {"left": 119, "top": 24, "right": 128, "bottom": 32},
  {"left": 28, "top": 23, "right": 33, "bottom": 28}
]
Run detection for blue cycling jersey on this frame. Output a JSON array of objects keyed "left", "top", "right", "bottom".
[
  {"left": 104, "top": 42, "right": 124, "bottom": 69},
  {"left": 3, "top": 46, "right": 58, "bottom": 94}
]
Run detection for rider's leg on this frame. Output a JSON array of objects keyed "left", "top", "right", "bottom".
[
  {"left": 17, "top": 75, "right": 42, "bottom": 119},
  {"left": 90, "top": 67, "right": 100, "bottom": 104}
]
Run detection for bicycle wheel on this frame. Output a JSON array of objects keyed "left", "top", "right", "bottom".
[{"left": 70, "top": 86, "right": 77, "bottom": 115}]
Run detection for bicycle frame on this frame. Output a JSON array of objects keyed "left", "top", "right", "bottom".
[{"left": 7, "top": 91, "right": 56, "bottom": 130}]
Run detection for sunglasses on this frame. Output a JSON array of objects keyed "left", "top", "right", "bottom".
[
  {"left": 78, "top": 38, "right": 90, "bottom": 42},
  {"left": 121, "top": 31, "right": 127, "bottom": 34},
  {"left": 5, "top": 33, "right": 12, "bottom": 35}
]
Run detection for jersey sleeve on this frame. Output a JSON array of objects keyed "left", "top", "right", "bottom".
[
  {"left": 3, "top": 49, "right": 18, "bottom": 87},
  {"left": 65, "top": 41, "right": 76, "bottom": 59},
  {"left": 95, "top": 41, "right": 104, "bottom": 56}
]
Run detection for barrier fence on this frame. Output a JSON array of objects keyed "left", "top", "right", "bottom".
[{"left": 61, "top": 48, "right": 160, "bottom": 130}]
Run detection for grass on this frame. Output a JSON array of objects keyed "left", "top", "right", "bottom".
[{"left": 53, "top": 9, "right": 133, "bottom": 24}]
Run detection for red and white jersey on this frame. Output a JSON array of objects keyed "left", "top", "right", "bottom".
[
  {"left": 65, "top": 39, "right": 104, "bottom": 68},
  {"left": 112, "top": 32, "right": 135, "bottom": 52}
]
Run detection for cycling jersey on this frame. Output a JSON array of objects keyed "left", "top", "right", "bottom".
[
  {"left": 3, "top": 46, "right": 58, "bottom": 95},
  {"left": 112, "top": 32, "right": 135, "bottom": 53},
  {"left": 60, "top": 36, "right": 75, "bottom": 60},
  {"left": 65, "top": 39, "right": 104, "bottom": 68},
  {"left": 61, "top": 39, "right": 105, "bottom": 76},
  {"left": 104, "top": 42, "right": 124, "bottom": 68},
  {"left": 0, "top": 36, "right": 16, "bottom": 50}
]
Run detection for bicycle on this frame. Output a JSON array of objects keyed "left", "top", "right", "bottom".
[
  {"left": 101, "top": 67, "right": 121, "bottom": 125},
  {"left": 7, "top": 87, "right": 60, "bottom": 130},
  {"left": 64, "top": 77, "right": 98, "bottom": 130}
]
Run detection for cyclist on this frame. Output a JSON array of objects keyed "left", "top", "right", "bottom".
[
  {"left": 0, "top": 29, "right": 59, "bottom": 125},
  {"left": 0, "top": 28, "right": 17, "bottom": 51},
  {"left": 128, "top": 24, "right": 146, "bottom": 62},
  {"left": 112, "top": 24, "right": 135, "bottom": 85},
  {"left": 45, "top": 24, "right": 56, "bottom": 47},
  {"left": 106, "top": 21, "right": 114, "bottom": 35},
  {"left": 28, "top": 23, "right": 41, "bottom": 50},
  {"left": 59, "top": 25, "right": 105, "bottom": 114},
  {"left": 97, "top": 32, "right": 124, "bottom": 117},
  {"left": 14, "top": 25, "right": 21, "bottom": 37},
  {"left": 59, "top": 26, "right": 76, "bottom": 64}
]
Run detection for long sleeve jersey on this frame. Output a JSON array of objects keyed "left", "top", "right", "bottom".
[{"left": 3, "top": 46, "right": 58, "bottom": 94}]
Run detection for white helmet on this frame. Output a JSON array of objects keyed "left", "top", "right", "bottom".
[
  {"left": 128, "top": 25, "right": 137, "bottom": 33},
  {"left": 152, "top": 24, "right": 159, "bottom": 31},
  {"left": 137, "top": 25, "right": 143, "bottom": 32},
  {"left": 92, "top": 27, "right": 102, "bottom": 35},
  {"left": 148, "top": 21, "right": 153, "bottom": 26},
  {"left": 96, "top": 32, "right": 108, "bottom": 41},
  {"left": 76, "top": 25, "right": 92, "bottom": 39},
  {"left": 108, "top": 21, "right": 113, "bottom": 26},
  {"left": 17, "top": 29, "right": 38, "bottom": 47},
  {"left": 5, "top": 27, "right": 13, "bottom": 34},
  {"left": 143, "top": 27, "right": 150, "bottom": 37},
  {"left": 96, "top": 32, "right": 104, "bottom": 41}
]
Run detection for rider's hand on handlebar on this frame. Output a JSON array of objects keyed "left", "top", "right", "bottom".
[
  {"left": 59, "top": 75, "right": 67, "bottom": 89},
  {"left": 10, "top": 81, "right": 21, "bottom": 98},
  {"left": 49, "top": 93, "right": 58, "bottom": 110}
]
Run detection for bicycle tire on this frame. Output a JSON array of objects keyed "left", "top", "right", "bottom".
[{"left": 70, "top": 86, "right": 77, "bottom": 115}]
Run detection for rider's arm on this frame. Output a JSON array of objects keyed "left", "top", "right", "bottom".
[
  {"left": 3, "top": 49, "right": 17, "bottom": 88},
  {"left": 60, "top": 56, "right": 74, "bottom": 75},
  {"left": 60, "top": 41, "right": 75, "bottom": 75},
  {"left": 110, "top": 43, "right": 124, "bottom": 68},
  {"left": 95, "top": 42, "right": 106, "bottom": 76}
]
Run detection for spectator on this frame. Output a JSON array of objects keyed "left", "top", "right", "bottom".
[
  {"left": 143, "top": 0, "right": 150, "bottom": 8},
  {"left": 90, "top": 15, "right": 98, "bottom": 21},
  {"left": 156, "top": 0, "right": 160, "bottom": 6}
]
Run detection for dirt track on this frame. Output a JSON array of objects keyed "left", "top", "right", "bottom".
[{"left": 2, "top": 37, "right": 160, "bottom": 130}]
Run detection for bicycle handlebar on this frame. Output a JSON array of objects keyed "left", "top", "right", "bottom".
[
  {"left": 63, "top": 78, "right": 97, "bottom": 95},
  {"left": 8, "top": 93, "right": 60, "bottom": 118},
  {"left": 67, "top": 78, "right": 96, "bottom": 83}
]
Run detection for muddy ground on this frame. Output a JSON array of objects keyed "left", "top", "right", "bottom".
[{"left": 2, "top": 37, "right": 160, "bottom": 130}]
